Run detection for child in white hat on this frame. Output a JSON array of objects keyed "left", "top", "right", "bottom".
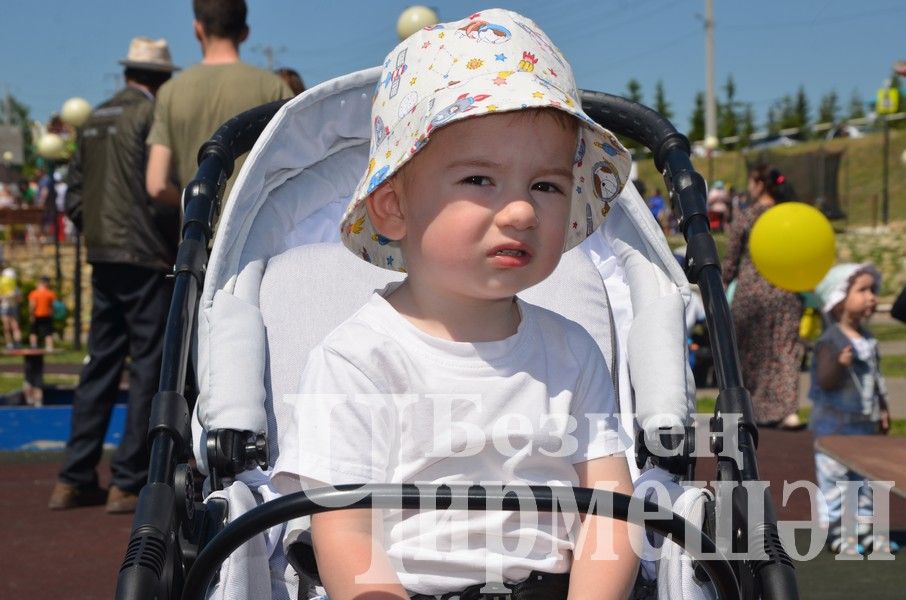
[
  {"left": 810, "top": 263, "right": 898, "bottom": 555},
  {"left": 274, "top": 9, "right": 638, "bottom": 598}
]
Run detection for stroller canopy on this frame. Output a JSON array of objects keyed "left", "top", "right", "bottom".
[{"left": 192, "top": 67, "right": 695, "bottom": 481}]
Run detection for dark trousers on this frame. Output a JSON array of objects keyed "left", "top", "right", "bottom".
[{"left": 59, "top": 263, "right": 172, "bottom": 493}]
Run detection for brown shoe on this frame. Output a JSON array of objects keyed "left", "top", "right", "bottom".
[
  {"left": 105, "top": 485, "right": 139, "bottom": 514},
  {"left": 48, "top": 482, "right": 107, "bottom": 510}
]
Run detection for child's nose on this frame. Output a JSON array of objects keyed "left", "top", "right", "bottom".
[{"left": 497, "top": 197, "right": 539, "bottom": 230}]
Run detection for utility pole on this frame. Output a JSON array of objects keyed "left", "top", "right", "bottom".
[{"left": 704, "top": 0, "right": 718, "bottom": 161}]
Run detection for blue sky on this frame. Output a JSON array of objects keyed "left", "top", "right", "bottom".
[{"left": 2, "top": 1, "right": 904, "bottom": 134}]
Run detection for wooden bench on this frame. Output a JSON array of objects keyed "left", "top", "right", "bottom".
[
  {"left": 0, "top": 207, "right": 46, "bottom": 226},
  {"left": 2, "top": 347, "right": 60, "bottom": 407},
  {"left": 814, "top": 435, "right": 906, "bottom": 499}
]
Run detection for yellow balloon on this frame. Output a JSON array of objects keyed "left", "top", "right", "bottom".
[{"left": 749, "top": 202, "right": 835, "bottom": 292}]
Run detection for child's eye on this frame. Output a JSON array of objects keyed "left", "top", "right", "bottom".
[
  {"left": 532, "top": 181, "right": 565, "bottom": 194},
  {"left": 461, "top": 175, "right": 492, "bottom": 186}
]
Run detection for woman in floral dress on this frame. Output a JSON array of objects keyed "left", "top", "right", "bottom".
[{"left": 721, "top": 165, "right": 805, "bottom": 428}]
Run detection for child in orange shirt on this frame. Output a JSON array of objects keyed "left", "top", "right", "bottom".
[{"left": 28, "top": 276, "right": 57, "bottom": 350}]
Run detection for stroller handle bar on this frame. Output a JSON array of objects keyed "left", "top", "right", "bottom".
[
  {"left": 580, "top": 90, "right": 797, "bottom": 598},
  {"left": 118, "top": 92, "right": 798, "bottom": 599},
  {"left": 580, "top": 90, "right": 689, "bottom": 173},
  {"left": 182, "top": 484, "right": 740, "bottom": 600},
  {"left": 579, "top": 90, "right": 797, "bottom": 599}
]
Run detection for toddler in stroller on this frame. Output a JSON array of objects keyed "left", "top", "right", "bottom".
[
  {"left": 116, "top": 8, "right": 800, "bottom": 600},
  {"left": 271, "top": 9, "right": 640, "bottom": 598}
]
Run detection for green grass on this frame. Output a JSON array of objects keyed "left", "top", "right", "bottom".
[
  {"left": 0, "top": 348, "right": 86, "bottom": 366},
  {"left": 696, "top": 397, "right": 906, "bottom": 436},
  {"left": 881, "top": 354, "right": 906, "bottom": 378},
  {"left": 0, "top": 372, "right": 79, "bottom": 394},
  {"left": 0, "top": 373, "right": 23, "bottom": 394},
  {"left": 872, "top": 322, "right": 906, "bottom": 342},
  {"left": 635, "top": 128, "right": 906, "bottom": 226},
  {"left": 0, "top": 342, "right": 84, "bottom": 394}
]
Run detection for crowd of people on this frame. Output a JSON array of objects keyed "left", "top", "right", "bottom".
[
  {"left": 45, "top": 0, "right": 294, "bottom": 514},
  {"left": 646, "top": 179, "right": 749, "bottom": 235},
  {"left": 656, "top": 163, "right": 901, "bottom": 556},
  {"left": 0, "top": 169, "right": 74, "bottom": 244}
]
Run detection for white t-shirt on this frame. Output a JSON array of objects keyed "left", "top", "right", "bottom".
[{"left": 274, "top": 290, "right": 625, "bottom": 595}]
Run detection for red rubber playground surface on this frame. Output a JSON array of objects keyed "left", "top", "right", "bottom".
[{"left": 1, "top": 428, "right": 903, "bottom": 599}]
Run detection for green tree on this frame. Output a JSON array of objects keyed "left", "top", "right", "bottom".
[
  {"left": 848, "top": 89, "right": 866, "bottom": 120},
  {"left": 718, "top": 76, "right": 739, "bottom": 147},
  {"left": 653, "top": 80, "right": 673, "bottom": 121},
  {"left": 689, "top": 91, "right": 705, "bottom": 141},
  {"left": 618, "top": 79, "right": 645, "bottom": 150},
  {"left": 739, "top": 103, "right": 756, "bottom": 147},
  {"left": 625, "top": 79, "right": 643, "bottom": 104},
  {"left": 766, "top": 104, "right": 780, "bottom": 134},
  {"left": 817, "top": 90, "right": 839, "bottom": 125},
  {"left": 774, "top": 94, "right": 799, "bottom": 130},
  {"left": 794, "top": 85, "right": 810, "bottom": 138}
]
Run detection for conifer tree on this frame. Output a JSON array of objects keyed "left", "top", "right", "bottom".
[
  {"left": 818, "top": 90, "right": 839, "bottom": 125},
  {"left": 848, "top": 89, "right": 866, "bottom": 120},
  {"left": 718, "top": 76, "right": 739, "bottom": 147},
  {"left": 654, "top": 80, "right": 673, "bottom": 121},
  {"left": 689, "top": 91, "right": 705, "bottom": 141}
]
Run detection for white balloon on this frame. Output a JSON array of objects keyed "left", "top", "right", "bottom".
[
  {"left": 61, "top": 97, "right": 92, "bottom": 127},
  {"left": 37, "top": 133, "right": 66, "bottom": 160},
  {"left": 396, "top": 5, "right": 439, "bottom": 41}
]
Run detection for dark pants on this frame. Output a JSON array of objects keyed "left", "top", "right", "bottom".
[{"left": 58, "top": 263, "right": 172, "bottom": 493}]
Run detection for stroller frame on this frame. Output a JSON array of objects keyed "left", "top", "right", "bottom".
[{"left": 116, "top": 91, "right": 798, "bottom": 600}]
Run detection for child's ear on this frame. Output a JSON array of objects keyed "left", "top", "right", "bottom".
[{"left": 365, "top": 178, "right": 406, "bottom": 241}]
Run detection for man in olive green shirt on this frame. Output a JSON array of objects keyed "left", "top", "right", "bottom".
[{"left": 146, "top": 0, "right": 292, "bottom": 206}]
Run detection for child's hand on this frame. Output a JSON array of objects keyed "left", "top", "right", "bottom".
[
  {"left": 880, "top": 409, "right": 890, "bottom": 435},
  {"left": 838, "top": 345, "right": 853, "bottom": 367}
]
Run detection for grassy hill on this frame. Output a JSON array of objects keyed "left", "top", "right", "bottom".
[{"left": 634, "top": 127, "right": 906, "bottom": 226}]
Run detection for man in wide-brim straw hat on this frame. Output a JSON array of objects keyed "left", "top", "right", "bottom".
[{"left": 50, "top": 37, "right": 181, "bottom": 514}]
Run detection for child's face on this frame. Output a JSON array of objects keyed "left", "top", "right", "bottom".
[
  {"left": 842, "top": 272, "right": 878, "bottom": 320},
  {"left": 391, "top": 111, "right": 576, "bottom": 302}
]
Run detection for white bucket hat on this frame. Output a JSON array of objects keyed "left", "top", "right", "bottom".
[
  {"left": 815, "top": 262, "right": 881, "bottom": 315},
  {"left": 341, "top": 8, "right": 632, "bottom": 270}
]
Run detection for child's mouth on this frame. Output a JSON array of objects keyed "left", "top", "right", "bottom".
[{"left": 490, "top": 246, "right": 532, "bottom": 267}]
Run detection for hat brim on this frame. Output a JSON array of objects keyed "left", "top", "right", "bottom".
[
  {"left": 341, "top": 70, "right": 631, "bottom": 271},
  {"left": 119, "top": 59, "right": 180, "bottom": 72}
]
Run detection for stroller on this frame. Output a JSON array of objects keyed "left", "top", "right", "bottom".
[{"left": 116, "top": 67, "right": 798, "bottom": 600}]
